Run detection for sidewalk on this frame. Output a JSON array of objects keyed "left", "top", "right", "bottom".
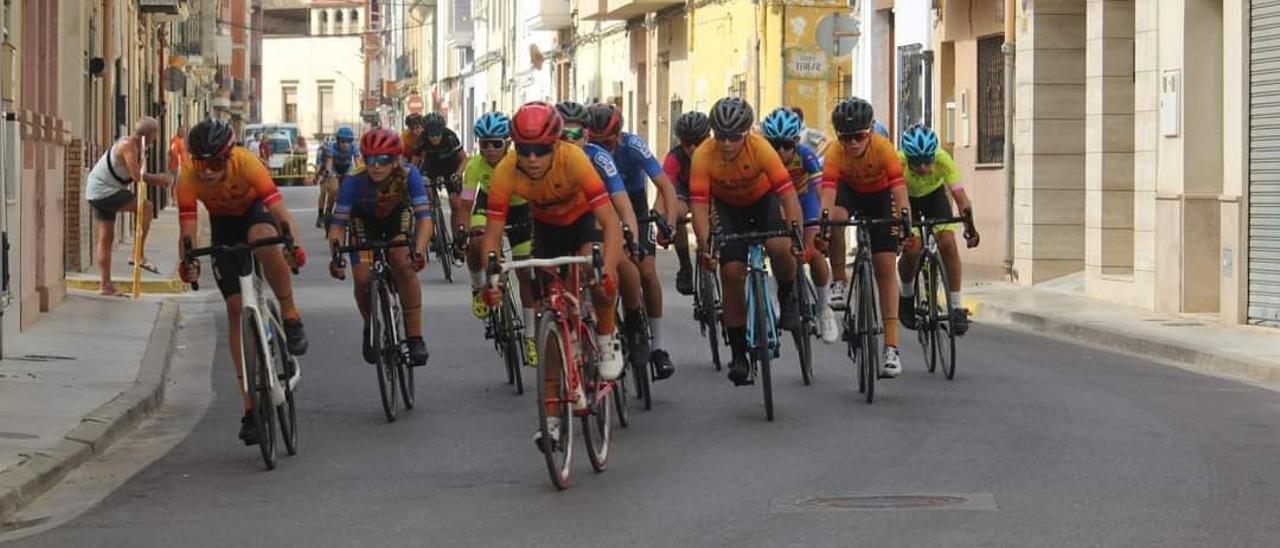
[
  {"left": 0, "top": 295, "right": 180, "bottom": 523},
  {"left": 65, "top": 206, "right": 194, "bottom": 295},
  {"left": 962, "top": 278, "right": 1280, "bottom": 391}
]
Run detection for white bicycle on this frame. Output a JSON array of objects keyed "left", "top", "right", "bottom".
[{"left": 184, "top": 232, "right": 302, "bottom": 470}]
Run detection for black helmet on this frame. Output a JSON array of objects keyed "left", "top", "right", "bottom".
[
  {"left": 674, "top": 111, "right": 710, "bottom": 142},
  {"left": 708, "top": 97, "right": 754, "bottom": 135},
  {"left": 423, "top": 112, "right": 447, "bottom": 133},
  {"left": 405, "top": 113, "right": 424, "bottom": 128},
  {"left": 831, "top": 97, "right": 875, "bottom": 135},
  {"left": 586, "top": 103, "right": 623, "bottom": 142},
  {"left": 187, "top": 119, "right": 235, "bottom": 159},
  {"left": 555, "top": 101, "right": 591, "bottom": 125}
]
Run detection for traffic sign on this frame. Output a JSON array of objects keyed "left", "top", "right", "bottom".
[{"left": 817, "top": 13, "right": 859, "bottom": 58}]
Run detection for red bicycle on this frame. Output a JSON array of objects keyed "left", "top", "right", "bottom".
[{"left": 488, "top": 245, "right": 617, "bottom": 490}]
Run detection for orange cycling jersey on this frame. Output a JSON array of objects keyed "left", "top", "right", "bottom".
[
  {"left": 177, "top": 146, "right": 283, "bottom": 220},
  {"left": 688, "top": 133, "right": 794, "bottom": 207},
  {"left": 821, "top": 133, "right": 905, "bottom": 194},
  {"left": 400, "top": 130, "right": 418, "bottom": 158},
  {"left": 486, "top": 142, "right": 610, "bottom": 226}
]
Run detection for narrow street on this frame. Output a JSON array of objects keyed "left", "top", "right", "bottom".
[{"left": 7, "top": 188, "right": 1280, "bottom": 547}]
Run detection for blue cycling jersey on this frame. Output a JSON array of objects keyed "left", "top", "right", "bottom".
[
  {"left": 331, "top": 163, "right": 431, "bottom": 227},
  {"left": 327, "top": 141, "right": 361, "bottom": 170},
  {"left": 608, "top": 133, "right": 664, "bottom": 196},
  {"left": 584, "top": 143, "right": 627, "bottom": 195}
]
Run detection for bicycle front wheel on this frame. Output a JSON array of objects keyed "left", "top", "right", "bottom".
[
  {"left": 371, "top": 279, "right": 399, "bottom": 422},
  {"left": 856, "top": 260, "right": 879, "bottom": 404},
  {"left": 388, "top": 290, "right": 416, "bottom": 411},
  {"left": 272, "top": 326, "right": 298, "bottom": 456},
  {"left": 751, "top": 272, "right": 775, "bottom": 421},
  {"left": 536, "top": 313, "right": 574, "bottom": 490},
  {"left": 794, "top": 269, "right": 815, "bottom": 386},
  {"left": 697, "top": 269, "right": 722, "bottom": 371},
  {"left": 501, "top": 291, "right": 524, "bottom": 395},
  {"left": 241, "top": 312, "right": 276, "bottom": 469},
  {"left": 581, "top": 323, "right": 613, "bottom": 473},
  {"left": 431, "top": 198, "right": 453, "bottom": 283},
  {"left": 926, "top": 252, "right": 957, "bottom": 380}
]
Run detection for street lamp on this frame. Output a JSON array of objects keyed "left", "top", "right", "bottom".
[{"left": 333, "top": 70, "right": 359, "bottom": 127}]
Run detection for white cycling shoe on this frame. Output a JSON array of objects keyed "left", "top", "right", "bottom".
[
  {"left": 596, "top": 331, "right": 625, "bottom": 380},
  {"left": 828, "top": 280, "right": 848, "bottom": 311},
  {"left": 819, "top": 307, "right": 840, "bottom": 344},
  {"left": 881, "top": 346, "right": 902, "bottom": 378},
  {"left": 533, "top": 416, "right": 562, "bottom": 450}
]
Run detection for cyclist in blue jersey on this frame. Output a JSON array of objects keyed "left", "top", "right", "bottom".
[
  {"left": 314, "top": 136, "right": 334, "bottom": 227},
  {"left": 585, "top": 103, "right": 679, "bottom": 380},
  {"left": 764, "top": 107, "right": 839, "bottom": 344},
  {"left": 327, "top": 128, "right": 432, "bottom": 366},
  {"left": 557, "top": 101, "right": 652, "bottom": 375},
  {"left": 319, "top": 127, "right": 361, "bottom": 228}
]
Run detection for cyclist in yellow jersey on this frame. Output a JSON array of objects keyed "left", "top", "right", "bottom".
[{"left": 896, "top": 124, "right": 980, "bottom": 335}]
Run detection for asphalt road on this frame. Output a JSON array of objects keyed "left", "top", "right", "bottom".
[{"left": 8, "top": 187, "right": 1280, "bottom": 547}]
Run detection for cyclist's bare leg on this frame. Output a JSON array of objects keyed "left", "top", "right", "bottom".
[
  {"left": 449, "top": 192, "right": 465, "bottom": 239},
  {"left": 351, "top": 264, "right": 373, "bottom": 324},
  {"left": 223, "top": 295, "right": 254, "bottom": 411},
  {"left": 898, "top": 243, "right": 924, "bottom": 288},
  {"left": 938, "top": 230, "right": 963, "bottom": 291},
  {"left": 324, "top": 177, "right": 339, "bottom": 216},
  {"left": 828, "top": 206, "right": 851, "bottom": 283},
  {"left": 618, "top": 255, "right": 643, "bottom": 310},
  {"left": 873, "top": 251, "right": 900, "bottom": 347},
  {"left": 720, "top": 261, "right": 747, "bottom": 327},
  {"left": 672, "top": 200, "right": 692, "bottom": 272},
  {"left": 806, "top": 231, "right": 831, "bottom": 287},
  {"left": 764, "top": 236, "right": 797, "bottom": 285},
  {"left": 582, "top": 242, "right": 620, "bottom": 336},
  {"left": 639, "top": 255, "right": 663, "bottom": 318},
  {"left": 248, "top": 223, "right": 300, "bottom": 320},
  {"left": 389, "top": 247, "right": 423, "bottom": 338},
  {"left": 466, "top": 232, "right": 484, "bottom": 283}
]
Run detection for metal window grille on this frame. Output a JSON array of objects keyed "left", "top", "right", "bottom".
[
  {"left": 729, "top": 74, "right": 747, "bottom": 99},
  {"left": 898, "top": 44, "right": 924, "bottom": 132},
  {"left": 977, "top": 35, "right": 1005, "bottom": 164}
]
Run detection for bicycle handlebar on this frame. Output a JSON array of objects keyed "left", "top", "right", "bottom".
[
  {"left": 335, "top": 239, "right": 412, "bottom": 254},
  {"left": 183, "top": 228, "right": 296, "bottom": 291}
]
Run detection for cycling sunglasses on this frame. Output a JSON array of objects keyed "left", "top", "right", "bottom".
[
  {"left": 479, "top": 139, "right": 508, "bottom": 150},
  {"left": 561, "top": 127, "right": 586, "bottom": 141},
  {"left": 768, "top": 139, "right": 797, "bottom": 152},
  {"left": 193, "top": 155, "right": 229, "bottom": 172},
  {"left": 837, "top": 130, "right": 871, "bottom": 143},
  {"left": 906, "top": 155, "right": 936, "bottom": 166},
  {"left": 515, "top": 143, "right": 554, "bottom": 158},
  {"left": 714, "top": 130, "right": 745, "bottom": 142},
  {"left": 364, "top": 154, "right": 397, "bottom": 166}
]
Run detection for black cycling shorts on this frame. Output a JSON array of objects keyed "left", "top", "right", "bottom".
[
  {"left": 835, "top": 185, "right": 897, "bottom": 254},
  {"left": 630, "top": 191, "right": 658, "bottom": 258},
  {"left": 714, "top": 192, "right": 784, "bottom": 265},
  {"left": 909, "top": 186, "right": 954, "bottom": 225},
  {"left": 210, "top": 199, "right": 277, "bottom": 299},
  {"left": 532, "top": 212, "right": 602, "bottom": 260},
  {"left": 426, "top": 172, "right": 462, "bottom": 195},
  {"left": 473, "top": 191, "right": 533, "bottom": 252}
]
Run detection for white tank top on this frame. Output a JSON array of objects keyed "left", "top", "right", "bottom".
[{"left": 85, "top": 141, "right": 134, "bottom": 201}]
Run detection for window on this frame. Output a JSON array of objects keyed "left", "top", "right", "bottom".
[
  {"left": 282, "top": 83, "right": 298, "bottom": 124},
  {"left": 318, "top": 82, "right": 335, "bottom": 133},
  {"left": 898, "top": 44, "right": 924, "bottom": 131},
  {"left": 729, "top": 74, "right": 747, "bottom": 99},
  {"left": 335, "top": 10, "right": 344, "bottom": 24},
  {"left": 976, "top": 35, "right": 1005, "bottom": 165}
]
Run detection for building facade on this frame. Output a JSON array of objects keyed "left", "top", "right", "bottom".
[{"left": 261, "top": 1, "right": 365, "bottom": 139}]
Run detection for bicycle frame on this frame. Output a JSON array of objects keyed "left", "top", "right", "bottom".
[{"left": 744, "top": 243, "right": 780, "bottom": 359}]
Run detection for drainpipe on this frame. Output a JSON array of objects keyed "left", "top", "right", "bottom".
[{"left": 1002, "top": 0, "right": 1017, "bottom": 281}]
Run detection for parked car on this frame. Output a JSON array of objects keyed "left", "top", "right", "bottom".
[{"left": 263, "top": 132, "right": 308, "bottom": 186}]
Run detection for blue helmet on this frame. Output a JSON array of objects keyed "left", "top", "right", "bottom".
[
  {"left": 335, "top": 126, "right": 356, "bottom": 141},
  {"left": 899, "top": 123, "right": 939, "bottom": 158},
  {"left": 474, "top": 111, "right": 511, "bottom": 139},
  {"left": 761, "top": 107, "right": 803, "bottom": 140}
]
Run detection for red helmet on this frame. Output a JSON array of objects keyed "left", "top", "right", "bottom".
[
  {"left": 360, "top": 128, "right": 402, "bottom": 156},
  {"left": 511, "top": 101, "right": 563, "bottom": 146}
]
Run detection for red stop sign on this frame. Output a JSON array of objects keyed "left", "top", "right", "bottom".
[{"left": 407, "top": 94, "right": 424, "bottom": 114}]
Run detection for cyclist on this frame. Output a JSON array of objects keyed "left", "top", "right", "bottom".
[
  {"left": 586, "top": 103, "right": 679, "bottom": 380},
  {"left": 176, "top": 119, "right": 309, "bottom": 446},
  {"left": 689, "top": 97, "right": 805, "bottom": 386},
  {"left": 319, "top": 127, "right": 361, "bottom": 228},
  {"left": 413, "top": 112, "right": 468, "bottom": 254},
  {"left": 313, "top": 136, "right": 334, "bottom": 227},
  {"left": 326, "top": 128, "right": 433, "bottom": 367},
  {"left": 762, "top": 107, "right": 839, "bottom": 344},
  {"left": 402, "top": 113, "right": 424, "bottom": 162},
  {"left": 819, "top": 97, "right": 911, "bottom": 378},
  {"left": 662, "top": 111, "right": 710, "bottom": 297},
  {"left": 559, "top": 101, "right": 651, "bottom": 377},
  {"left": 461, "top": 111, "right": 539, "bottom": 365},
  {"left": 479, "top": 102, "right": 625, "bottom": 446},
  {"left": 896, "top": 123, "right": 979, "bottom": 335}
]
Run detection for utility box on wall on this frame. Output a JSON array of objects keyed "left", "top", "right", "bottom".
[{"left": 1161, "top": 70, "right": 1180, "bottom": 138}]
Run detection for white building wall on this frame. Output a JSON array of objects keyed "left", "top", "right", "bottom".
[{"left": 261, "top": 36, "right": 364, "bottom": 139}]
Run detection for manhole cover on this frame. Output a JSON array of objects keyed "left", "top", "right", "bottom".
[{"left": 798, "top": 495, "right": 969, "bottom": 509}]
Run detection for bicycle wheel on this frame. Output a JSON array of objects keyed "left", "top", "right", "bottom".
[
  {"left": 855, "top": 260, "right": 878, "bottom": 404},
  {"left": 633, "top": 312, "right": 652, "bottom": 411},
  {"left": 536, "top": 313, "right": 574, "bottom": 490},
  {"left": 752, "top": 272, "right": 775, "bottom": 421},
  {"left": 371, "top": 279, "right": 399, "bottom": 422},
  {"left": 273, "top": 327, "right": 298, "bottom": 456},
  {"left": 581, "top": 324, "right": 613, "bottom": 473},
  {"left": 612, "top": 367, "right": 629, "bottom": 428},
  {"left": 241, "top": 312, "right": 276, "bottom": 469},
  {"left": 388, "top": 289, "right": 416, "bottom": 411},
  {"left": 927, "top": 252, "right": 957, "bottom": 380},
  {"left": 793, "top": 268, "right": 815, "bottom": 386},
  {"left": 501, "top": 291, "right": 524, "bottom": 395},
  {"left": 697, "top": 269, "right": 723, "bottom": 371},
  {"left": 917, "top": 266, "right": 936, "bottom": 374},
  {"left": 432, "top": 204, "right": 454, "bottom": 283}
]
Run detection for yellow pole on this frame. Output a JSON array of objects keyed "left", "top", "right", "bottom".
[{"left": 131, "top": 136, "right": 147, "bottom": 300}]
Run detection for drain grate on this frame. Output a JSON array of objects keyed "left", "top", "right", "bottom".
[{"left": 778, "top": 493, "right": 997, "bottom": 512}]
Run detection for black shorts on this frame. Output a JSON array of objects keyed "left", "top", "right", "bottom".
[
  {"left": 714, "top": 192, "right": 784, "bottom": 265},
  {"left": 89, "top": 189, "right": 137, "bottom": 222},
  {"left": 209, "top": 200, "right": 276, "bottom": 299},
  {"left": 629, "top": 191, "right": 658, "bottom": 258},
  {"left": 426, "top": 172, "right": 462, "bottom": 195},
  {"left": 532, "top": 213, "right": 602, "bottom": 259},
  {"left": 352, "top": 207, "right": 413, "bottom": 243},
  {"left": 909, "top": 186, "right": 954, "bottom": 224},
  {"left": 471, "top": 191, "right": 533, "bottom": 248},
  {"left": 835, "top": 185, "right": 897, "bottom": 254}
]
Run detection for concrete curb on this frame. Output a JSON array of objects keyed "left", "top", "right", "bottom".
[
  {"left": 0, "top": 300, "right": 181, "bottom": 524},
  {"left": 971, "top": 296, "right": 1280, "bottom": 390}
]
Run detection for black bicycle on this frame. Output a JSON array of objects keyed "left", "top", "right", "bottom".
[
  {"left": 908, "top": 210, "right": 976, "bottom": 380},
  {"left": 792, "top": 255, "right": 819, "bottom": 386},
  {"left": 692, "top": 224, "right": 726, "bottom": 371},
  {"left": 478, "top": 222, "right": 531, "bottom": 395},
  {"left": 331, "top": 239, "right": 419, "bottom": 421},
  {"left": 814, "top": 209, "right": 909, "bottom": 404},
  {"left": 425, "top": 175, "right": 455, "bottom": 283}
]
